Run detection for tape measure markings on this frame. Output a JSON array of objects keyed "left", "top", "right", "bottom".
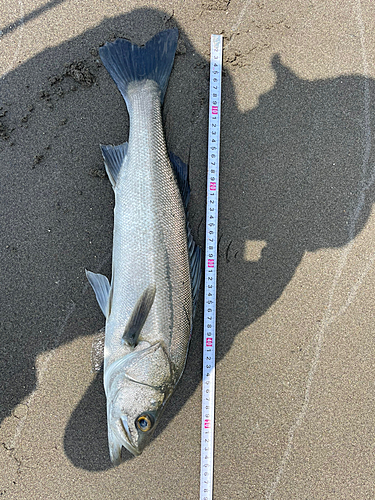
[{"left": 199, "top": 33, "right": 223, "bottom": 500}]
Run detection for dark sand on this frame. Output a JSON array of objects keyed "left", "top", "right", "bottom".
[{"left": 2, "top": 1, "right": 375, "bottom": 498}]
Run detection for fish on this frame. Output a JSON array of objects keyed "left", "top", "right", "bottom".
[{"left": 86, "top": 29, "right": 201, "bottom": 464}]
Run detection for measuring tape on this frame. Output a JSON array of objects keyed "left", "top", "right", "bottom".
[{"left": 199, "top": 34, "right": 223, "bottom": 500}]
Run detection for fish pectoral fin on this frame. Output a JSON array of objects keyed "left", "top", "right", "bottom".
[
  {"left": 100, "top": 142, "right": 128, "bottom": 188},
  {"left": 85, "top": 269, "right": 111, "bottom": 317},
  {"left": 122, "top": 284, "right": 156, "bottom": 347}
]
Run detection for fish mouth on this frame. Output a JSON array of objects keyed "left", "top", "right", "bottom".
[
  {"left": 119, "top": 416, "right": 142, "bottom": 456},
  {"left": 108, "top": 417, "right": 141, "bottom": 463}
]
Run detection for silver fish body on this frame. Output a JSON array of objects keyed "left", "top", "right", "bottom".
[{"left": 86, "top": 30, "right": 201, "bottom": 463}]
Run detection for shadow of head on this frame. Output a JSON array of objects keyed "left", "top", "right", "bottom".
[
  {"left": 225, "top": 54, "right": 375, "bottom": 254},
  {"left": 217, "top": 51, "right": 375, "bottom": 341}
]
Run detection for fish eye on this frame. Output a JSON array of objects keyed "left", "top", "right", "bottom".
[{"left": 135, "top": 413, "right": 154, "bottom": 432}]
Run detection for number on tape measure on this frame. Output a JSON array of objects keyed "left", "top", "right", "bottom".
[{"left": 199, "top": 33, "right": 223, "bottom": 500}]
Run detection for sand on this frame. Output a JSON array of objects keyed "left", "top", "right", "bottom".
[{"left": 1, "top": 1, "right": 375, "bottom": 498}]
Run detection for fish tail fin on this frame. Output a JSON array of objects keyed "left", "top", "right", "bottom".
[{"left": 99, "top": 29, "right": 178, "bottom": 105}]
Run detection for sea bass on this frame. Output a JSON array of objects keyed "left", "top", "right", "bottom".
[{"left": 86, "top": 29, "right": 201, "bottom": 464}]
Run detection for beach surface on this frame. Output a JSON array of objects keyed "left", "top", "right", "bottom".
[{"left": 1, "top": 1, "right": 375, "bottom": 498}]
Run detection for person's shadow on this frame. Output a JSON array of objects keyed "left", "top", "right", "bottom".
[{"left": 1, "top": 7, "right": 374, "bottom": 471}]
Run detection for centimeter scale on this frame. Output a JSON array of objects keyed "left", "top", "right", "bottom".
[{"left": 199, "top": 34, "right": 223, "bottom": 500}]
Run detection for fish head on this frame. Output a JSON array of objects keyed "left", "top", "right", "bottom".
[
  {"left": 108, "top": 383, "right": 167, "bottom": 461},
  {"left": 105, "top": 342, "right": 174, "bottom": 463}
]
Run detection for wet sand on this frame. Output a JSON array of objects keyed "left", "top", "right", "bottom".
[{"left": 1, "top": 1, "right": 375, "bottom": 498}]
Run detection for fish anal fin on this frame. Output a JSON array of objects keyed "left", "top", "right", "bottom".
[{"left": 122, "top": 284, "right": 156, "bottom": 347}]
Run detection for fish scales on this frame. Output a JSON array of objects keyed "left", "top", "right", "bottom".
[
  {"left": 86, "top": 29, "right": 201, "bottom": 462},
  {"left": 108, "top": 81, "right": 191, "bottom": 372}
]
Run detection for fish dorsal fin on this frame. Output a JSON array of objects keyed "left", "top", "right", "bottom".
[
  {"left": 100, "top": 142, "right": 128, "bottom": 188},
  {"left": 169, "top": 152, "right": 190, "bottom": 208},
  {"left": 122, "top": 284, "right": 156, "bottom": 347},
  {"left": 85, "top": 270, "right": 111, "bottom": 317},
  {"left": 169, "top": 152, "right": 202, "bottom": 316},
  {"left": 187, "top": 224, "right": 202, "bottom": 318}
]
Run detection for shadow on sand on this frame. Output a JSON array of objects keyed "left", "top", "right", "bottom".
[{"left": 1, "top": 7, "right": 375, "bottom": 470}]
